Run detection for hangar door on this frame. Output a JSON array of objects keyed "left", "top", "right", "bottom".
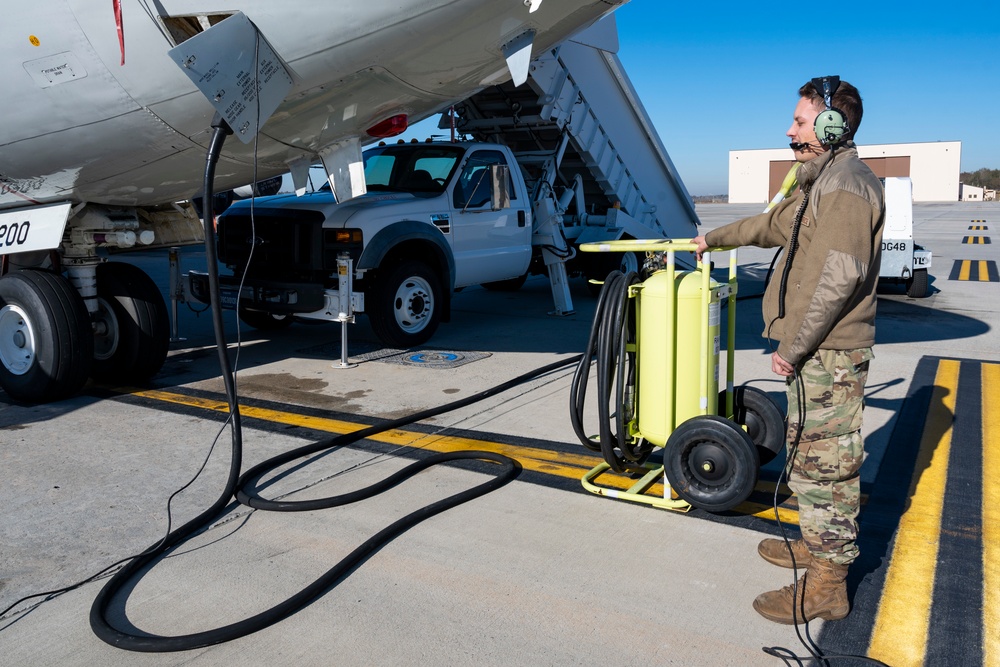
[{"left": 768, "top": 156, "right": 911, "bottom": 199}]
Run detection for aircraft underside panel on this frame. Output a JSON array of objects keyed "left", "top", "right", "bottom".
[{"left": 2, "top": 0, "right": 625, "bottom": 210}]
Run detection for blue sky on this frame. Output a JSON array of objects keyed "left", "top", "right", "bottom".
[
  {"left": 382, "top": 1, "right": 998, "bottom": 196},
  {"left": 611, "top": 0, "right": 1000, "bottom": 194}
]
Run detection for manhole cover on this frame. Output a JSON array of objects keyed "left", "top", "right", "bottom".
[
  {"left": 380, "top": 350, "right": 491, "bottom": 368},
  {"left": 298, "top": 341, "right": 490, "bottom": 368}
]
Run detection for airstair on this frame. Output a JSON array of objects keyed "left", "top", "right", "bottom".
[{"left": 452, "top": 16, "right": 699, "bottom": 242}]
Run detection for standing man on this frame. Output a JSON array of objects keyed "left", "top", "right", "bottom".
[{"left": 693, "top": 77, "right": 884, "bottom": 624}]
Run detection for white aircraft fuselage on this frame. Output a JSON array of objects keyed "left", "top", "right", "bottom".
[{"left": 1, "top": 0, "right": 624, "bottom": 209}]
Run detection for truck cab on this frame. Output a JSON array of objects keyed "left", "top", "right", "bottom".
[
  {"left": 197, "top": 141, "right": 533, "bottom": 347},
  {"left": 358, "top": 142, "right": 532, "bottom": 287}
]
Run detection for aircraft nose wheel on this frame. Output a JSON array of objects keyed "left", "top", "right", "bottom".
[{"left": 663, "top": 415, "right": 759, "bottom": 513}]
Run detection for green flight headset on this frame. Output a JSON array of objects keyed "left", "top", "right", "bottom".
[{"left": 812, "top": 75, "right": 849, "bottom": 146}]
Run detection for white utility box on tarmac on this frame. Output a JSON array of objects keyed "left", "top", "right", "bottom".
[{"left": 880, "top": 176, "right": 931, "bottom": 297}]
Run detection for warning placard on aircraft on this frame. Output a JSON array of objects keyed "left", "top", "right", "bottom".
[{"left": 168, "top": 12, "right": 293, "bottom": 144}]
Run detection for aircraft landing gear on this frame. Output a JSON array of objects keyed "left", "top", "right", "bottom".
[
  {"left": 0, "top": 269, "right": 93, "bottom": 402},
  {"left": 91, "top": 262, "right": 170, "bottom": 384}
]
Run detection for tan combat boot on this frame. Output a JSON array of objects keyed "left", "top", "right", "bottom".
[
  {"left": 752, "top": 558, "right": 850, "bottom": 624},
  {"left": 758, "top": 538, "right": 814, "bottom": 569}
]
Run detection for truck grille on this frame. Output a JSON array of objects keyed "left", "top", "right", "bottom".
[{"left": 218, "top": 210, "right": 327, "bottom": 276}]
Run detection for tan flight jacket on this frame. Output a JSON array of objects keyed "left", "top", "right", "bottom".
[{"left": 705, "top": 143, "right": 885, "bottom": 366}]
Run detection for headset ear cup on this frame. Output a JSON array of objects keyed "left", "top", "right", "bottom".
[{"left": 814, "top": 107, "right": 849, "bottom": 145}]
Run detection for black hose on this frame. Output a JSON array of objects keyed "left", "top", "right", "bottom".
[
  {"left": 569, "top": 270, "right": 650, "bottom": 473},
  {"left": 88, "top": 118, "right": 580, "bottom": 652}
]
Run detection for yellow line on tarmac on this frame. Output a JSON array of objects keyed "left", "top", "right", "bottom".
[
  {"left": 980, "top": 260, "right": 990, "bottom": 282},
  {"left": 127, "top": 388, "right": 798, "bottom": 524},
  {"left": 131, "top": 388, "right": 600, "bottom": 475},
  {"left": 868, "top": 358, "right": 959, "bottom": 667},
  {"left": 983, "top": 363, "right": 1000, "bottom": 667},
  {"left": 960, "top": 260, "right": 972, "bottom": 281}
]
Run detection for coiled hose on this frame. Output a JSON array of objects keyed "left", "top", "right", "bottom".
[{"left": 569, "top": 270, "right": 652, "bottom": 473}]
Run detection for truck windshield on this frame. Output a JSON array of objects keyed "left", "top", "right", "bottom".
[{"left": 362, "top": 145, "right": 465, "bottom": 194}]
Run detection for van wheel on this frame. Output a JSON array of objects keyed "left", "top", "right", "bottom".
[
  {"left": 369, "top": 261, "right": 442, "bottom": 348},
  {"left": 91, "top": 262, "right": 169, "bottom": 383},
  {"left": 906, "top": 268, "right": 928, "bottom": 298},
  {"left": 0, "top": 270, "right": 93, "bottom": 402}
]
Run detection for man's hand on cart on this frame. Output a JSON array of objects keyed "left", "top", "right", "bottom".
[{"left": 692, "top": 235, "right": 709, "bottom": 261}]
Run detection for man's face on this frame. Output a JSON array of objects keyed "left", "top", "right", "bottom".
[{"left": 786, "top": 96, "right": 829, "bottom": 162}]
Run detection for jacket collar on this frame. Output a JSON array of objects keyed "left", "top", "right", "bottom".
[{"left": 798, "top": 140, "right": 858, "bottom": 187}]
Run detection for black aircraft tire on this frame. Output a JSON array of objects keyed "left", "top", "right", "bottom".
[
  {"left": 369, "top": 260, "right": 442, "bottom": 348},
  {"left": 0, "top": 269, "right": 93, "bottom": 402},
  {"left": 91, "top": 262, "right": 169, "bottom": 384}
]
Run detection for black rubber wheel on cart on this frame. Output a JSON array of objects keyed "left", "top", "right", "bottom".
[
  {"left": 663, "top": 415, "right": 759, "bottom": 513},
  {"left": 718, "top": 385, "right": 786, "bottom": 465}
]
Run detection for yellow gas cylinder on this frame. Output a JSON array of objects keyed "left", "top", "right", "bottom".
[{"left": 636, "top": 268, "right": 720, "bottom": 446}]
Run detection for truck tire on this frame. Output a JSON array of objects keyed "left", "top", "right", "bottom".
[
  {"left": 91, "top": 262, "right": 170, "bottom": 384},
  {"left": 238, "top": 306, "right": 295, "bottom": 330},
  {"left": 369, "top": 260, "right": 442, "bottom": 348},
  {"left": 906, "top": 268, "right": 928, "bottom": 298},
  {"left": 0, "top": 269, "right": 93, "bottom": 402},
  {"left": 586, "top": 250, "right": 642, "bottom": 296},
  {"left": 482, "top": 273, "right": 528, "bottom": 292}
]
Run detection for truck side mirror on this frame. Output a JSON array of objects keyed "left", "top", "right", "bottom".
[{"left": 490, "top": 164, "right": 511, "bottom": 211}]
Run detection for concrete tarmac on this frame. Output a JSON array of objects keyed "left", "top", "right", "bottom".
[{"left": 2, "top": 201, "right": 998, "bottom": 666}]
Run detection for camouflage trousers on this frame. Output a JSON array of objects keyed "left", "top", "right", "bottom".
[{"left": 786, "top": 348, "right": 873, "bottom": 566}]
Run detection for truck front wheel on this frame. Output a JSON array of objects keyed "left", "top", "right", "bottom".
[{"left": 369, "top": 261, "right": 442, "bottom": 348}]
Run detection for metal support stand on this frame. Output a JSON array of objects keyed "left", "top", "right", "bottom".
[
  {"left": 167, "top": 247, "right": 185, "bottom": 342},
  {"left": 332, "top": 253, "right": 357, "bottom": 369}
]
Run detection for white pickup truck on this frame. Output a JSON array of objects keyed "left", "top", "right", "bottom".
[{"left": 190, "top": 140, "right": 650, "bottom": 347}]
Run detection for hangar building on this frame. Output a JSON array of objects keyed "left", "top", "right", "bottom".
[{"left": 729, "top": 141, "right": 961, "bottom": 203}]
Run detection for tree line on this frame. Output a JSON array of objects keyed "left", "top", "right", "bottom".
[{"left": 961, "top": 168, "right": 1000, "bottom": 190}]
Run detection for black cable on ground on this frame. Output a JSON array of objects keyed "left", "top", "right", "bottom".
[
  {"left": 86, "top": 117, "right": 581, "bottom": 652},
  {"left": 760, "top": 366, "right": 888, "bottom": 667},
  {"left": 569, "top": 270, "right": 650, "bottom": 473}
]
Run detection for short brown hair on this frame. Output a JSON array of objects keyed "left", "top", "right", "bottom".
[{"left": 799, "top": 79, "right": 863, "bottom": 142}]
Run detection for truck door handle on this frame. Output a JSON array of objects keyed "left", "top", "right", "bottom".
[{"left": 518, "top": 210, "right": 526, "bottom": 227}]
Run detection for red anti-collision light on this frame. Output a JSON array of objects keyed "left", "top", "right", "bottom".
[{"left": 366, "top": 114, "right": 408, "bottom": 138}]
